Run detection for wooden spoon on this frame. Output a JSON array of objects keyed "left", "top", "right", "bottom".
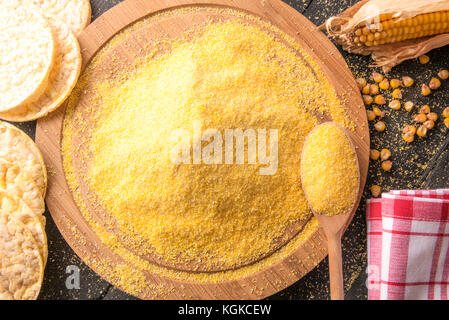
[{"left": 300, "top": 122, "right": 360, "bottom": 300}]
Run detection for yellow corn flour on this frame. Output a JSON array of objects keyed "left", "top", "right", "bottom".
[
  {"left": 63, "top": 11, "right": 353, "bottom": 278},
  {"left": 301, "top": 123, "right": 359, "bottom": 216}
]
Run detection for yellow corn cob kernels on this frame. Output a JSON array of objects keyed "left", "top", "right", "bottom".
[{"left": 352, "top": 11, "right": 449, "bottom": 46}]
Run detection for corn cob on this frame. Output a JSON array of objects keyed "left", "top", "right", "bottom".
[{"left": 352, "top": 11, "right": 449, "bottom": 47}]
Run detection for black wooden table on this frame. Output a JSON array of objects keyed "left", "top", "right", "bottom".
[{"left": 16, "top": 0, "right": 449, "bottom": 300}]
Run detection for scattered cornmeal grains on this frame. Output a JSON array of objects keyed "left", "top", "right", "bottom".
[
  {"left": 301, "top": 123, "right": 359, "bottom": 217},
  {"left": 62, "top": 10, "right": 355, "bottom": 291}
]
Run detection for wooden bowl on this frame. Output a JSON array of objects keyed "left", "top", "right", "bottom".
[{"left": 36, "top": 0, "right": 369, "bottom": 299}]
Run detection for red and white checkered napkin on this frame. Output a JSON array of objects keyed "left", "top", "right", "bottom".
[{"left": 367, "top": 189, "right": 449, "bottom": 300}]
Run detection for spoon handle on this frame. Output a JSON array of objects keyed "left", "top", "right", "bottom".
[{"left": 328, "top": 234, "right": 344, "bottom": 300}]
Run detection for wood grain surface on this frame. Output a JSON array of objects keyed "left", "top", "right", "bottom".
[{"left": 35, "top": 0, "right": 368, "bottom": 299}]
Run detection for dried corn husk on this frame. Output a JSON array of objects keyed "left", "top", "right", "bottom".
[{"left": 322, "top": 0, "right": 449, "bottom": 72}]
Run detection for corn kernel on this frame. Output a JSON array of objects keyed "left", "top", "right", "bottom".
[
  {"left": 372, "top": 106, "right": 381, "bottom": 117},
  {"left": 402, "top": 132, "right": 414, "bottom": 143},
  {"left": 423, "top": 120, "right": 435, "bottom": 130},
  {"left": 402, "top": 76, "right": 414, "bottom": 87},
  {"left": 374, "top": 94, "right": 386, "bottom": 105},
  {"left": 444, "top": 118, "right": 449, "bottom": 129},
  {"left": 419, "top": 105, "right": 431, "bottom": 114},
  {"left": 390, "top": 79, "right": 401, "bottom": 89},
  {"left": 421, "top": 84, "right": 432, "bottom": 96},
  {"left": 367, "top": 110, "right": 376, "bottom": 121},
  {"left": 370, "top": 84, "right": 380, "bottom": 95},
  {"left": 374, "top": 121, "right": 386, "bottom": 132},
  {"left": 442, "top": 107, "right": 449, "bottom": 118},
  {"left": 379, "top": 78, "right": 390, "bottom": 90},
  {"left": 427, "top": 112, "right": 438, "bottom": 122},
  {"left": 370, "top": 185, "right": 381, "bottom": 198},
  {"left": 356, "top": 78, "right": 367, "bottom": 90},
  {"left": 414, "top": 113, "right": 428, "bottom": 123},
  {"left": 370, "top": 149, "right": 380, "bottom": 160},
  {"left": 392, "top": 88, "right": 402, "bottom": 99},
  {"left": 417, "top": 125, "right": 428, "bottom": 137},
  {"left": 404, "top": 101, "right": 414, "bottom": 112},
  {"left": 380, "top": 148, "right": 391, "bottom": 161},
  {"left": 438, "top": 69, "right": 449, "bottom": 80},
  {"left": 362, "top": 84, "right": 370, "bottom": 95},
  {"left": 389, "top": 100, "right": 401, "bottom": 110},
  {"left": 403, "top": 125, "right": 417, "bottom": 135},
  {"left": 372, "top": 72, "right": 384, "bottom": 83},
  {"left": 429, "top": 77, "right": 441, "bottom": 90},
  {"left": 372, "top": 107, "right": 385, "bottom": 119},
  {"left": 363, "top": 95, "right": 373, "bottom": 105},
  {"left": 419, "top": 55, "right": 430, "bottom": 64},
  {"left": 381, "top": 160, "right": 392, "bottom": 172}
]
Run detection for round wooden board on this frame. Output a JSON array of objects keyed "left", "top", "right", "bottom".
[{"left": 36, "top": 0, "right": 369, "bottom": 299}]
